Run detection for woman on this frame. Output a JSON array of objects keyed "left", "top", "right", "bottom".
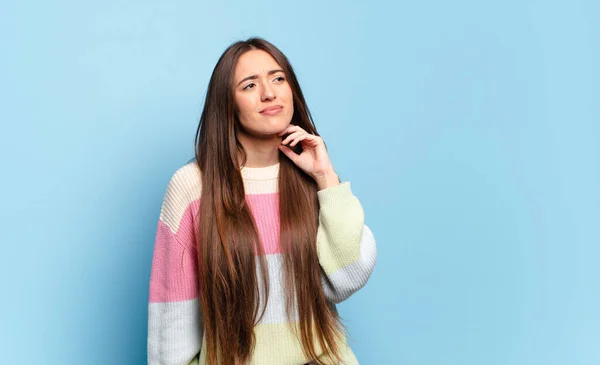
[{"left": 147, "top": 37, "right": 377, "bottom": 365}]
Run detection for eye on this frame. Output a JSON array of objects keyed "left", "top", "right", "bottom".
[
  {"left": 274, "top": 76, "right": 285, "bottom": 82},
  {"left": 243, "top": 83, "right": 256, "bottom": 90}
]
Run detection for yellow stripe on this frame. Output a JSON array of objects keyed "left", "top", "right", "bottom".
[
  {"left": 316, "top": 182, "right": 365, "bottom": 274},
  {"left": 197, "top": 321, "right": 359, "bottom": 365}
]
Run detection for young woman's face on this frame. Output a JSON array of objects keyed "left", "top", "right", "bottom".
[{"left": 233, "top": 49, "right": 294, "bottom": 138}]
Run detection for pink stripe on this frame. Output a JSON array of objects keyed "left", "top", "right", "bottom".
[
  {"left": 246, "top": 193, "right": 282, "bottom": 255},
  {"left": 149, "top": 194, "right": 282, "bottom": 302},
  {"left": 149, "top": 202, "right": 200, "bottom": 303}
]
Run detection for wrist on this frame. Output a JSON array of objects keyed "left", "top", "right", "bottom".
[{"left": 314, "top": 169, "right": 340, "bottom": 190}]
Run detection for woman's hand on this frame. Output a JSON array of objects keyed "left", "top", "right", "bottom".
[{"left": 278, "top": 125, "right": 340, "bottom": 190}]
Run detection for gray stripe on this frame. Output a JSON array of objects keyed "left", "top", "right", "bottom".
[
  {"left": 258, "top": 225, "right": 377, "bottom": 323},
  {"left": 321, "top": 224, "right": 377, "bottom": 304},
  {"left": 148, "top": 298, "right": 202, "bottom": 365},
  {"left": 256, "top": 254, "right": 299, "bottom": 324}
]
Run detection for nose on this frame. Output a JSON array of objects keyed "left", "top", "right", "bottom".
[{"left": 261, "top": 82, "right": 275, "bottom": 101}]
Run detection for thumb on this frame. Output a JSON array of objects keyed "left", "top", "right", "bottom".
[{"left": 278, "top": 145, "right": 300, "bottom": 163}]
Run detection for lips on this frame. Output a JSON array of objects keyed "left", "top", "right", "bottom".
[{"left": 259, "top": 105, "right": 283, "bottom": 114}]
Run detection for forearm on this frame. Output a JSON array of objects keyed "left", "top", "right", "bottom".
[{"left": 315, "top": 182, "right": 377, "bottom": 303}]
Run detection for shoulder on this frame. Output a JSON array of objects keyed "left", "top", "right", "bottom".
[
  {"left": 159, "top": 159, "right": 203, "bottom": 230},
  {"left": 166, "top": 159, "right": 203, "bottom": 199}
]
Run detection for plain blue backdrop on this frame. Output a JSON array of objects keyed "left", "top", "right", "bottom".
[{"left": 1, "top": 0, "right": 599, "bottom": 364}]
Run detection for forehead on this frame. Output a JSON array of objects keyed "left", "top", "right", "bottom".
[{"left": 234, "top": 50, "right": 282, "bottom": 79}]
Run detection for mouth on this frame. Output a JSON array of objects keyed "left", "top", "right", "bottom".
[{"left": 259, "top": 105, "right": 284, "bottom": 115}]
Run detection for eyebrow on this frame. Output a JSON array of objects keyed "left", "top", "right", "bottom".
[{"left": 236, "top": 69, "right": 285, "bottom": 87}]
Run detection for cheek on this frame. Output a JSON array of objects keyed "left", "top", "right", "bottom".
[{"left": 235, "top": 95, "right": 255, "bottom": 117}]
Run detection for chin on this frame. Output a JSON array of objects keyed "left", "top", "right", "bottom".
[
  {"left": 247, "top": 126, "right": 285, "bottom": 139},
  {"left": 240, "top": 116, "right": 292, "bottom": 138},
  {"left": 262, "top": 117, "right": 291, "bottom": 132}
]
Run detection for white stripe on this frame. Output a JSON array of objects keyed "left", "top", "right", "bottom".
[
  {"left": 159, "top": 162, "right": 202, "bottom": 234},
  {"left": 148, "top": 298, "right": 202, "bottom": 365},
  {"left": 159, "top": 162, "right": 280, "bottom": 234}
]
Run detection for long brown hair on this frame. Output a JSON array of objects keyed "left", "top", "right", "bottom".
[{"left": 194, "top": 37, "right": 345, "bottom": 365}]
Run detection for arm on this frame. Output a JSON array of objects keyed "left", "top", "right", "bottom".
[
  {"left": 148, "top": 163, "right": 203, "bottom": 365},
  {"left": 316, "top": 182, "right": 377, "bottom": 304}
]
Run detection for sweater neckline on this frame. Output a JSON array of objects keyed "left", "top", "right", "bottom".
[{"left": 240, "top": 162, "right": 280, "bottom": 181}]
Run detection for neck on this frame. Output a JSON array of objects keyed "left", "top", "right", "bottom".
[{"left": 237, "top": 131, "right": 280, "bottom": 168}]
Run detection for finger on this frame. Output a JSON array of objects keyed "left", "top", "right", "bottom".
[
  {"left": 277, "top": 126, "right": 295, "bottom": 137},
  {"left": 290, "top": 133, "right": 310, "bottom": 147},
  {"left": 278, "top": 125, "right": 305, "bottom": 137},
  {"left": 278, "top": 145, "right": 300, "bottom": 163},
  {"left": 281, "top": 131, "right": 305, "bottom": 145},
  {"left": 291, "top": 133, "right": 320, "bottom": 147}
]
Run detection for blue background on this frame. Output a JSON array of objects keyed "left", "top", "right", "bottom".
[{"left": 1, "top": 0, "right": 598, "bottom": 364}]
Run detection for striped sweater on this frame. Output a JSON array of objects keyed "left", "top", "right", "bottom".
[{"left": 147, "top": 160, "right": 377, "bottom": 365}]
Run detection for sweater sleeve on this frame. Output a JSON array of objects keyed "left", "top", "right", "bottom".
[
  {"left": 316, "top": 182, "right": 377, "bottom": 304},
  {"left": 148, "top": 163, "right": 203, "bottom": 365}
]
